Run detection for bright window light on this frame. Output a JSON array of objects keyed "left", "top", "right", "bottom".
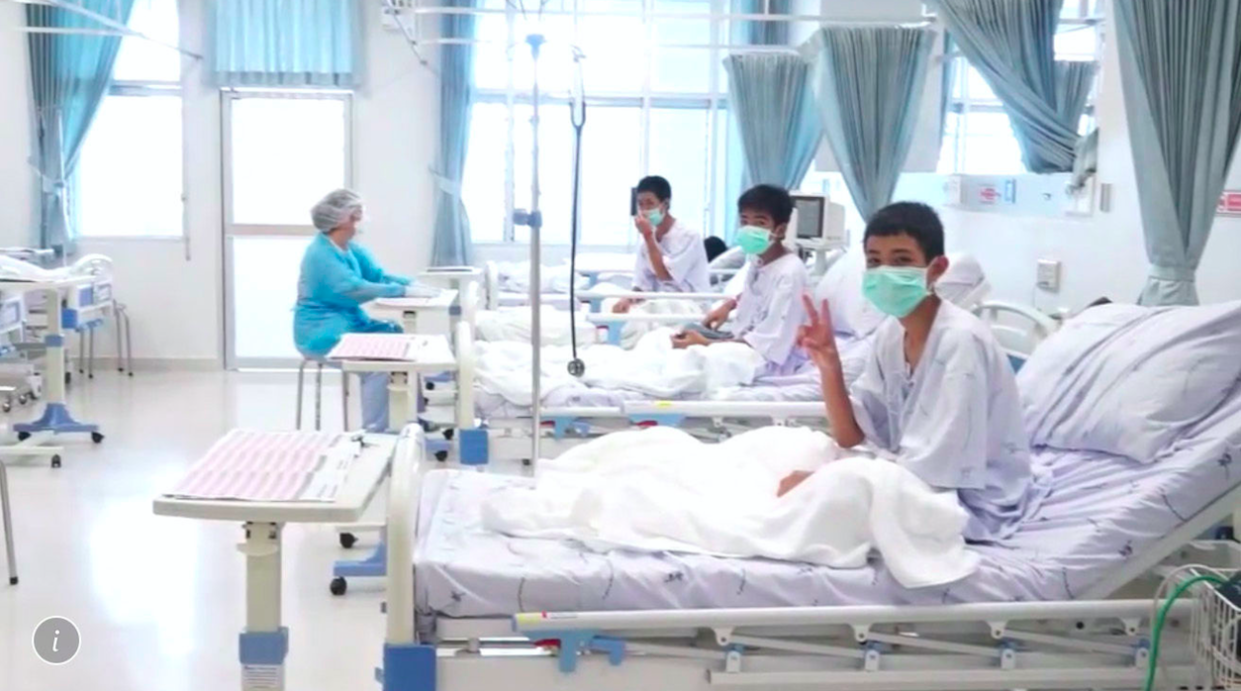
[
  {"left": 229, "top": 97, "right": 348, "bottom": 226},
  {"left": 76, "top": 94, "right": 183, "bottom": 237},
  {"left": 111, "top": 0, "right": 181, "bottom": 83}
]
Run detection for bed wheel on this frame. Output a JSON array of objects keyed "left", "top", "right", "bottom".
[
  {"left": 434, "top": 450, "right": 448, "bottom": 462},
  {"left": 339, "top": 532, "right": 357, "bottom": 549},
  {"left": 16, "top": 432, "right": 29, "bottom": 442},
  {"left": 426, "top": 381, "right": 436, "bottom": 391},
  {"left": 91, "top": 432, "right": 105, "bottom": 444},
  {"left": 15, "top": 394, "right": 26, "bottom": 406},
  {"left": 443, "top": 429, "right": 455, "bottom": 441},
  {"left": 2, "top": 401, "right": 10, "bottom": 414},
  {"left": 522, "top": 458, "right": 532, "bottom": 467},
  {"left": 330, "top": 577, "right": 347, "bottom": 596},
  {"left": 51, "top": 455, "right": 61, "bottom": 469}
]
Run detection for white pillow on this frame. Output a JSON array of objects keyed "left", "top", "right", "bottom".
[
  {"left": 1017, "top": 301, "right": 1241, "bottom": 463},
  {"left": 812, "top": 251, "right": 887, "bottom": 337}
]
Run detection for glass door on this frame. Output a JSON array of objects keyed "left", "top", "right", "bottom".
[{"left": 222, "top": 91, "right": 352, "bottom": 368}]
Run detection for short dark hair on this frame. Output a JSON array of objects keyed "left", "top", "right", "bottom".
[
  {"left": 738, "top": 184, "right": 793, "bottom": 226},
  {"left": 636, "top": 176, "right": 672, "bottom": 203},
  {"left": 703, "top": 236, "right": 727, "bottom": 263},
  {"left": 863, "top": 202, "right": 945, "bottom": 261}
]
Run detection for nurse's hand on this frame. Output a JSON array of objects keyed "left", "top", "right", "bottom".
[
  {"left": 612, "top": 298, "right": 633, "bottom": 314},
  {"left": 777, "top": 470, "right": 814, "bottom": 497},
  {"left": 634, "top": 215, "right": 655, "bottom": 240},
  {"left": 798, "top": 294, "right": 839, "bottom": 370}
]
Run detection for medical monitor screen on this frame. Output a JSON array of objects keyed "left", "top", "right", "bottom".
[{"left": 792, "top": 195, "right": 826, "bottom": 240}]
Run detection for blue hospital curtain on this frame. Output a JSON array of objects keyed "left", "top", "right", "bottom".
[
  {"left": 935, "top": 0, "right": 1096, "bottom": 173},
  {"left": 431, "top": 0, "right": 478, "bottom": 266},
  {"left": 732, "top": 0, "right": 791, "bottom": 47},
  {"left": 723, "top": 53, "right": 821, "bottom": 204},
  {"left": 211, "top": 0, "right": 361, "bottom": 87},
  {"left": 1114, "top": 0, "right": 1241, "bottom": 305},
  {"left": 801, "top": 26, "right": 934, "bottom": 222},
  {"left": 26, "top": 0, "right": 135, "bottom": 255}
]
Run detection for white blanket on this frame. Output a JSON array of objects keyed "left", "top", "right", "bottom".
[
  {"left": 481, "top": 427, "right": 979, "bottom": 589},
  {"left": 476, "top": 306, "right": 600, "bottom": 346},
  {"left": 473, "top": 328, "right": 767, "bottom": 404}
]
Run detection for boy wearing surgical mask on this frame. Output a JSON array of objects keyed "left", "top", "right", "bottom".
[
  {"left": 671, "top": 185, "right": 811, "bottom": 377},
  {"left": 780, "top": 202, "right": 1047, "bottom": 542},
  {"left": 612, "top": 176, "right": 711, "bottom": 314}
]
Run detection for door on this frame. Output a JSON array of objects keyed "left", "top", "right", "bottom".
[{"left": 222, "top": 91, "right": 352, "bottom": 368}]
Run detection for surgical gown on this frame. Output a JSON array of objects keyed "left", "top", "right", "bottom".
[
  {"left": 632, "top": 221, "right": 711, "bottom": 293},
  {"left": 731, "top": 252, "right": 810, "bottom": 376},
  {"left": 293, "top": 233, "right": 410, "bottom": 432},
  {"left": 849, "top": 301, "right": 1048, "bottom": 541}
]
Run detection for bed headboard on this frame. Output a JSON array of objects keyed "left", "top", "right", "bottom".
[
  {"left": 972, "top": 300, "right": 1059, "bottom": 370},
  {"left": 483, "top": 261, "right": 500, "bottom": 311}
]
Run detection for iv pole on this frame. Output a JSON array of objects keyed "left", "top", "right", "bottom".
[{"left": 525, "top": 33, "right": 545, "bottom": 464}]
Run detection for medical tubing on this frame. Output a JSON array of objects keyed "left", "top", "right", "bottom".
[
  {"left": 568, "top": 91, "right": 586, "bottom": 368},
  {"left": 1143, "top": 573, "right": 1224, "bottom": 691}
]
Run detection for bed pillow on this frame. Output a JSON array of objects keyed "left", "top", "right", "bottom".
[
  {"left": 813, "top": 252, "right": 887, "bottom": 338},
  {"left": 1017, "top": 300, "right": 1241, "bottom": 463}
]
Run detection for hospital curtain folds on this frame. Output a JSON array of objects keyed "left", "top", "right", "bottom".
[
  {"left": 734, "top": 0, "right": 791, "bottom": 47},
  {"left": 722, "top": 53, "right": 821, "bottom": 204},
  {"left": 1114, "top": 0, "right": 1241, "bottom": 306},
  {"left": 210, "top": 0, "right": 361, "bottom": 87},
  {"left": 430, "top": 0, "right": 478, "bottom": 267},
  {"left": 934, "top": 0, "right": 1096, "bottom": 174},
  {"left": 801, "top": 26, "right": 934, "bottom": 223},
  {"left": 26, "top": 0, "right": 135, "bottom": 255}
]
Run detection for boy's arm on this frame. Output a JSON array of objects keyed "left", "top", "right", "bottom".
[
  {"left": 636, "top": 216, "right": 673, "bottom": 281},
  {"left": 800, "top": 295, "right": 865, "bottom": 448}
]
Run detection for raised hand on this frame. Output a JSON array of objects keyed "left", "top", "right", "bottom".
[
  {"left": 797, "top": 294, "right": 839, "bottom": 369},
  {"left": 634, "top": 214, "right": 655, "bottom": 240}
]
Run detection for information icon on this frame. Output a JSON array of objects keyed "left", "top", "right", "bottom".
[{"left": 32, "top": 617, "right": 81, "bottom": 665}]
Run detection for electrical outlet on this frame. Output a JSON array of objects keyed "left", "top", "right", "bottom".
[{"left": 1037, "top": 259, "right": 1061, "bottom": 292}]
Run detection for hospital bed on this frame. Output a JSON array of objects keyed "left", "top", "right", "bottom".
[{"left": 373, "top": 303, "right": 1241, "bottom": 691}]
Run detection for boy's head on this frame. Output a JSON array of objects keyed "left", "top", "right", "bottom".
[
  {"left": 703, "top": 236, "right": 727, "bottom": 263},
  {"left": 861, "top": 202, "right": 950, "bottom": 317},
  {"left": 636, "top": 176, "right": 672, "bottom": 219},
  {"left": 737, "top": 185, "right": 793, "bottom": 255},
  {"left": 863, "top": 201, "right": 948, "bottom": 274}
]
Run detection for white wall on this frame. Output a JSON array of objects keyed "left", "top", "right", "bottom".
[
  {"left": 935, "top": 5, "right": 1241, "bottom": 312},
  {"left": 0, "top": 0, "right": 439, "bottom": 365},
  {"left": 0, "top": 1, "right": 34, "bottom": 244}
]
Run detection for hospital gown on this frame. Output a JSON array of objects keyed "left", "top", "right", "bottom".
[
  {"left": 293, "top": 233, "right": 410, "bottom": 432},
  {"left": 731, "top": 252, "right": 810, "bottom": 376},
  {"left": 632, "top": 221, "right": 711, "bottom": 293},
  {"left": 849, "top": 301, "right": 1048, "bottom": 542}
]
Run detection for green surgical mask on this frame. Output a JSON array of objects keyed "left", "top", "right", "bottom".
[
  {"left": 862, "top": 266, "right": 930, "bottom": 318},
  {"left": 644, "top": 207, "right": 665, "bottom": 227},
  {"left": 736, "top": 225, "right": 773, "bottom": 255}
]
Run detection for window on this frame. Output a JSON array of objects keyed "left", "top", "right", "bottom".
[
  {"left": 75, "top": 0, "right": 184, "bottom": 238},
  {"left": 938, "top": 2, "right": 1102, "bottom": 175},
  {"left": 462, "top": 0, "right": 825, "bottom": 247}
]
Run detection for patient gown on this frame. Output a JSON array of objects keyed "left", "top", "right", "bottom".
[
  {"left": 849, "top": 301, "right": 1048, "bottom": 541},
  {"left": 731, "top": 252, "right": 810, "bottom": 376},
  {"left": 632, "top": 220, "right": 711, "bottom": 293}
]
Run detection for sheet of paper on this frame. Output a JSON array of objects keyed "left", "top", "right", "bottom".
[{"left": 166, "top": 430, "right": 340, "bottom": 502}]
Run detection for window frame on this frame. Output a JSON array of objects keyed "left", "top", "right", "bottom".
[
  {"left": 466, "top": 0, "right": 822, "bottom": 248},
  {"left": 74, "top": 0, "right": 186, "bottom": 241}
]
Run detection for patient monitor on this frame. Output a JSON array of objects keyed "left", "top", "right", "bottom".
[{"left": 790, "top": 193, "right": 847, "bottom": 276}]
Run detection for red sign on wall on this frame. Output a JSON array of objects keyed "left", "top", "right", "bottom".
[
  {"left": 1218, "top": 191, "right": 1241, "bottom": 216},
  {"left": 978, "top": 185, "right": 999, "bottom": 205}
]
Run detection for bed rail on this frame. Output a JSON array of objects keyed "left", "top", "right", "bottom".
[
  {"left": 972, "top": 300, "right": 1058, "bottom": 359},
  {"left": 623, "top": 401, "right": 825, "bottom": 420},
  {"left": 461, "top": 280, "right": 480, "bottom": 332},
  {"left": 484, "top": 261, "right": 500, "bottom": 311},
  {"left": 455, "top": 320, "right": 475, "bottom": 431},
  {"left": 385, "top": 425, "right": 423, "bottom": 646}
]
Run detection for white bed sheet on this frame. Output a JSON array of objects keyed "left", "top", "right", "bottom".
[{"left": 415, "top": 389, "right": 1241, "bottom": 621}]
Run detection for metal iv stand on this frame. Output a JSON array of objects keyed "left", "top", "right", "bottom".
[{"left": 516, "top": 33, "right": 546, "bottom": 463}]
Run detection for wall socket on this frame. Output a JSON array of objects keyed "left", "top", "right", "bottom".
[{"left": 1037, "top": 259, "right": 1061, "bottom": 292}]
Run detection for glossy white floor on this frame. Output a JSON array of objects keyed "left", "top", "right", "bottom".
[{"left": 0, "top": 370, "right": 387, "bottom": 691}]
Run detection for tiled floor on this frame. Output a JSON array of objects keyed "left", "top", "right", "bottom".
[{"left": 0, "top": 370, "right": 388, "bottom": 691}]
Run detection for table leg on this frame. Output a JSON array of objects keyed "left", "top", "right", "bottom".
[
  {"left": 388, "top": 372, "right": 411, "bottom": 433},
  {"left": 238, "top": 521, "right": 287, "bottom": 691},
  {"left": 0, "top": 460, "right": 16, "bottom": 585},
  {"left": 14, "top": 288, "right": 99, "bottom": 438},
  {"left": 400, "top": 312, "right": 418, "bottom": 335}
]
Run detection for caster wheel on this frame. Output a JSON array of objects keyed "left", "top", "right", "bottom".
[
  {"left": 8, "top": 577, "right": 16, "bottom": 585},
  {"left": 2, "top": 403, "right": 10, "bottom": 414},
  {"left": 51, "top": 455, "right": 61, "bottom": 469},
  {"left": 29, "top": 392, "right": 38, "bottom": 401},
  {"left": 16, "top": 394, "right": 28, "bottom": 406},
  {"left": 419, "top": 419, "right": 432, "bottom": 432},
  {"left": 17, "top": 432, "right": 29, "bottom": 442},
  {"left": 91, "top": 432, "right": 105, "bottom": 444},
  {"left": 88, "top": 374, "right": 94, "bottom": 380},
  {"left": 128, "top": 372, "right": 134, "bottom": 378},
  {"left": 426, "top": 381, "right": 436, "bottom": 391},
  {"left": 521, "top": 458, "right": 532, "bottom": 467},
  {"left": 339, "top": 532, "right": 358, "bottom": 549},
  {"left": 443, "top": 429, "right": 455, "bottom": 441},
  {"left": 434, "top": 450, "right": 448, "bottom": 462},
  {"left": 330, "top": 577, "right": 347, "bottom": 596},
  {"left": 65, "top": 373, "right": 71, "bottom": 385}
]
